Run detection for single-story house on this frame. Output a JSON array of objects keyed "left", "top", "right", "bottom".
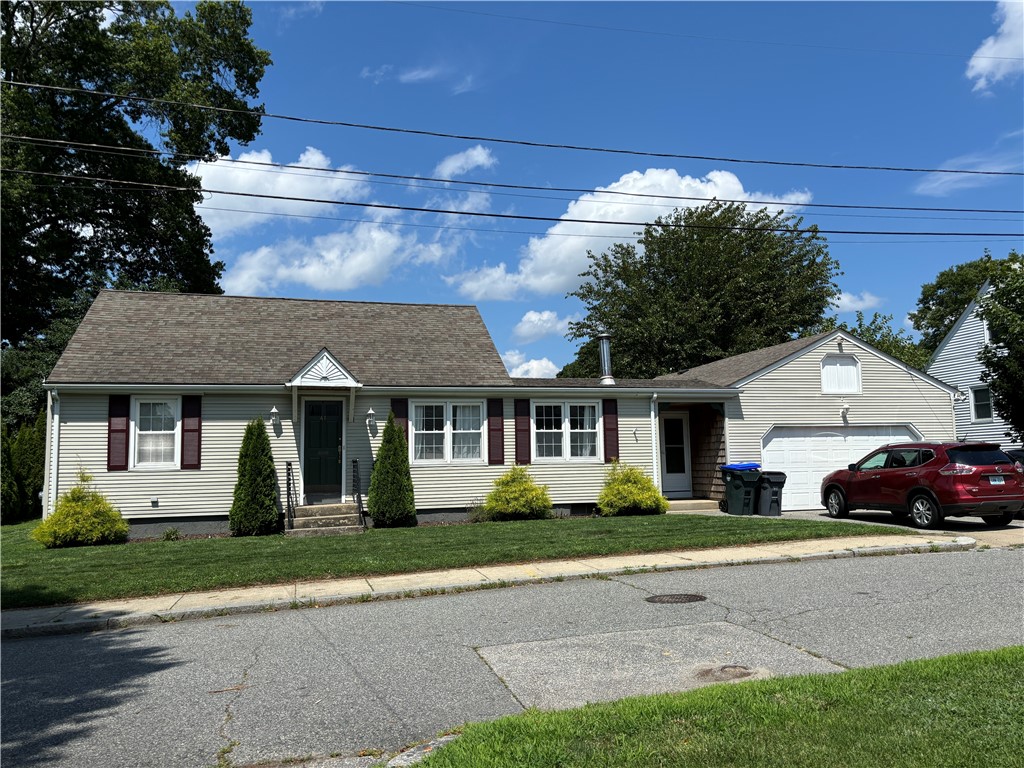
[
  {"left": 926, "top": 281, "right": 1021, "bottom": 450},
  {"left": 41, "top": 291, "right": 957, "bottom": 532}
]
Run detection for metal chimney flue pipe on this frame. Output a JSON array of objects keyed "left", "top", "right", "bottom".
[{"left": 598, "top": 332, "right": 615, "bottom": 385}]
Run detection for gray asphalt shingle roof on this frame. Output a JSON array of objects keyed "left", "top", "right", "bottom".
[
  {"left": 48, "top": 291, "right": 512, "bottom": 387},
  {"left": 654, "top": 332, "right": 833, "bottom": 387}
]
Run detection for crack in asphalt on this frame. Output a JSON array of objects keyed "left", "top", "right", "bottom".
[
  {"left": 212, "top": 631, "right": 269, "bottom": 767},
  {"left": 472, "top": 647, "right": 528, "bottom": 712}
]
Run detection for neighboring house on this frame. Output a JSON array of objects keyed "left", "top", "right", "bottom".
[
  {"left": 927, "top": 282, "right": 1021, "bottom": 450},
  {"left": 656, "top": 331, "right": 957, "bottom": 510},
  {"left": 42, "top": 291, "right": 740, "bottom": 532}
]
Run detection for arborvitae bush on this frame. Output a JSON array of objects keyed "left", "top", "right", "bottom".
[
  {"left": 32, "top": 470, "right": 129, "bottom": 548},
  {"left": 229, "top": 418, "right": 280, "bottom": 536},
  {"left": 478, "top": 465, "right": 552, "bottom": 522},
  {"left": 367, "top": 412, "right": 417, "bottom": 527},
  {"left": 597, "top": 460, "right": 668, "bottom": 516},
  {"left": 1, "top": 424, "right": 23, "bottom": 524},
  {"left": 12, "top": 410, "right": 46, "bottom": 520}
]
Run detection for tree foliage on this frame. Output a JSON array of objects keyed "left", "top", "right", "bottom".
[
  {"left": 230, "top": 418, "right": 279, "bottom": 536},
  {"left": 1, "top": 0, "right": 272, "bottom": 346},
  {"left": 806, "top": 312, "right": 930, "bottom": 371},
  {"left": 560, "top": 202, "right": 841, "bottom": 379},
  {"left": 1, "top": 424, "right": 23, "bottom": 524},
  {"left": 11, "top": 409, "right": 47, "bottom": 520},
  {"left": 367, "top": 412, "right": 417, "bottom": 528},
  {"left": 909, "top": 251, "right": 1022, "bottom": 354},
  {"left": 978, "top": 266, "right": 1024, "bottom": 443}
]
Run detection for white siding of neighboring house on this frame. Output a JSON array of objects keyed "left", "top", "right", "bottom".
[
  {"left": 927, "top": 298, "right": 1020, "bottom": 449},
  {"left": 49, "top": 390, "right": 657, "bottom": 518},
  {"left": 725, "top": 337, "right": 955, "bottom": 465}
]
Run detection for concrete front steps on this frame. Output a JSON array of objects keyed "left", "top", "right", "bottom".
[
  {"left": 286, "top": 503, "right": 364, "bottom": 537},
  {"left": 667, "top": 499, "right": 722, "bottom": 514}
]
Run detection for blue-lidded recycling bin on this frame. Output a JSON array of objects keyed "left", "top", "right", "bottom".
[{"left": 719, "top": 463, "right": 761, "bottom": 515}]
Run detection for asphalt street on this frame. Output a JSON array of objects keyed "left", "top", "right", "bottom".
[{"left": 2, "top": 547, "right": 1022, "bottom": 768}]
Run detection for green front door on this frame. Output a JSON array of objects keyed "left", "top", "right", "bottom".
[{"left": 304, "top": 401, "right": 343, "bottom": 494}]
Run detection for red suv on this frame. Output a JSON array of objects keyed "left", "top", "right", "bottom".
[{"left": 820, "top": 442, "right": 1024, "bottom": 529}]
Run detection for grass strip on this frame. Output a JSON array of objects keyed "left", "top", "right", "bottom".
[
  {"left": 1, "top": 515, "right": 900, "bottom": 609},
  {"left": 421, "top": 647, "right": 1024, "bottom": 768}
]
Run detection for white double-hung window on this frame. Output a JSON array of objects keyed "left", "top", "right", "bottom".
[
  {"left": 133, "top": 398, "right": 180, "bottom": 468},
  {"left": 410, "top": 401, "right": 485, "bottom": 463},
  {"left": 533, "top": 401, "right": 600, "bottom": 461}
]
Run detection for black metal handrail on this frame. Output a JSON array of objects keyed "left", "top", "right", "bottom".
[
  {"left": 352, "top": 458, "right": 366, "bottom": 528},
  {"left": 285, "top": 461, "right": 298, "bottom": 530}
]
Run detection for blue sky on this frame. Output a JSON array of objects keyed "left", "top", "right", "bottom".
[{"left": 190, "top": 1, "right": 1024, "bottom": 376}]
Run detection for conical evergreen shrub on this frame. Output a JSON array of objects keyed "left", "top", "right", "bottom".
[
  {"left": 1, "top": 424, "right": 24, "bottom": 524},
  {"left": 12, "top": 410, "right": 47, "bottom": 520},
  {"left": 367, "top": 411, "right": 417, "bottom": 527},
  {"left": 229, "top": 418, "right": 280, "bottom": 536}
]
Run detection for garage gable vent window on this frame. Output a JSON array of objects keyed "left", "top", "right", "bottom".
[{"left": 821, "top": 355, "right": 860, "bottom": 394}]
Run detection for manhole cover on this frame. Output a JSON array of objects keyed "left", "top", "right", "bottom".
[{"left": 645, "top": 593, "right": 707, "bottom": 604}]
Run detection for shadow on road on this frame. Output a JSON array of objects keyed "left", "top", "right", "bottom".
[{"left": 1, "top": 628, "right": 179, "bottom": 767}]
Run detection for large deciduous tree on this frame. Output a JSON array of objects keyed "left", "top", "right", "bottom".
[
  {"left": 977, "top": 266, "right": 1023, "bottom": 443},
  {"left": 560, "top": 202, "right": 841, "bottom": 379},
  {"left": 1, "top": 0, "right": 272, "bottom": 347},
  {"left": 909, "top": 250, "right": 1022, "bottom": 354}
]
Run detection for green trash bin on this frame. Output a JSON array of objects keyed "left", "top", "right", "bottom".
[
  {"left": 718, "top": 463, "right": 761, "bottom": 515},
  {"left": 757, "top": 471, "right": 787, "bottom": 517}
]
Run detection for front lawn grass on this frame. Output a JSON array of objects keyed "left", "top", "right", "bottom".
[
  {"left": 1, "top": 515, "right": 900, "bottom": 609},
  {"left": 421, "top": 647, "right": 1024, "bottom": 768}
]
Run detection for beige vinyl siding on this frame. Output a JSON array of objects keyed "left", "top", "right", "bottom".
[
  {"left": 54, "top": 393, "right": 297, "bottom": 519},
  {"left": 726, "top": 338, "right": 955, "bottom": 464}
]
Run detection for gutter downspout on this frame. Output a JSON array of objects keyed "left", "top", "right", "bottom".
[
  {"left": 46, "top": 389, "right": 60, "bottom": 516},
  {"left": 650, "top": 393, "right": 661, "bottom": 492}
]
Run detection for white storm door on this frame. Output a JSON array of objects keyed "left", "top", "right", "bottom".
[{"left": 660, "top": 413, "right": 692, "bottom": 498}]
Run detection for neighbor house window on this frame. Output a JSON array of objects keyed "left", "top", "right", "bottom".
[
  {"left": 533, "top": 401, "right": 600, "bottom": 461},
  {"left": 821, "top": 355, "right": 861, "bottom": 394},
  {"left": 410, "top": 401, "right": 485, "bottom": 463},
  {"left": 972, "top": 387, "right": 993, "bottom": 421},
  {"left": 133, "top": 398, "right": 180, "bottom": 468}
]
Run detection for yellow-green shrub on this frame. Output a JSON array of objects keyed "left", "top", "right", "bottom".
[
  {"left": 478, "top": 465, "right": 552, "bottom": 521},
  {"left": 32, "top": 471, "right": 129, "bottom": 548},
  {"left": 597, "top": 461, "right": 668, "bottom": 516}
]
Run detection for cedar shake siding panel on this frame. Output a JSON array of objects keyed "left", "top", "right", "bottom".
[
  {"left": 688, "top": 404, "right": 726, "bottom": 501},
  {"left": 725, "top": 337, "right": 954, "bottom": 475}
]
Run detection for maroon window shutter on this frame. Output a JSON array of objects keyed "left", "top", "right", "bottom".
[
  {"left": 181, "top": 395, "right": 202, "bottom": 470},
  {"left": 107, "top": 395, "right": 130, "bottom": 471},
  {"left": 602, "top": 399, "right": 619, "bottom": 464},
  {"left": 514, "top": 399, "right": 531, "bottom": 465},
  {"left": 487, "top": 398, "right": 504, "bottom": 465},
  {"left": 391, "top": 398, "right": 409, "bottom": 441}
]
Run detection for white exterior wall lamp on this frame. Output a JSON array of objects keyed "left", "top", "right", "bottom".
[
  {"left": 366, "top": 407, "right": 377, "bottom": 432},
  {"left": 269, "top": 405, "right": 280, "bottom": 428}
]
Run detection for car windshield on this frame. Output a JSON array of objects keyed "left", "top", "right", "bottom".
[{"left": 947, "top": 447, "right": 1012, "bottom": 466}]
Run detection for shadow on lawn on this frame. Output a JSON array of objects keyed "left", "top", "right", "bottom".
[
  {"left": 0, "top": 626, "right": 179, "bottom": 767},
  {"left": 1, "top": 582, "right": 84, "bottom": 611}
]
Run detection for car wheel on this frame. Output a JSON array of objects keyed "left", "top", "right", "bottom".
[
  {"left": 826, "top": 488, "right": 848, "bottom": 518},
  {"left": 909, "top": 495, "right": 943, "bottom": 529},
  {"left": 982, "top": 512, "right": 1014, "bottom": 527}
]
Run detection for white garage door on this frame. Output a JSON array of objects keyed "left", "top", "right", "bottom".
[{"left": 761, "top": 426, "right": 917, "bottom": 511}]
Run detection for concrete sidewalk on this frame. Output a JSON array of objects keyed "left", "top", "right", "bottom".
[{"left": 1, "top": 532, "right": 976, "bottom": 639}]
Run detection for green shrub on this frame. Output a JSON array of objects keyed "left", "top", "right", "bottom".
[
  {"left": 479, "top": 465, "right": 553, "bottom": 522},
  {"left": 12, "top": 410, "right": 46, "bottom": 520},
  {"left": 230, "top": 418, "right": 280, "bottom": 536},
  {"left": 162, "top": 527, "right": 182, "bottom": 542},
  {"left": 32, "top": 470, "right": 129, "bottom": 548},
  {"left": 1, "top": 423, "right": 24, "bottom": 523},
  {"left": 597, "top": 461, "right": 668, "bottom": 516},
  {"left": 367, "top": 412, "right": 417, "bottom": 528}
]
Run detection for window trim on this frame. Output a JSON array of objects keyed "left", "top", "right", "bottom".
[
  {"left": 530, "top": 399, "right": 603, "bottom": 464},
  {"left": 408, "top": 400, "right": 487, "bottom": 465},
  {"left": 129, "top": 396, "right": 181, "bottom": 470},
  {"left": 821, "top": 354, "right": 862, "bottom": 395},
  {"left": 970, "top": 386, "right": 993, "bottom": 423}
]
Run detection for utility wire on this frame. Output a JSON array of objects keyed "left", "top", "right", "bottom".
[
  {"left": 5, "top": 133, "right": 1022, "bottom": 217},
  {"left": 9, "top": 168, "right": 1023, "bottom": 238},
  {"left": 4, "top": 80, "right": 1021, "bottom": 177}
]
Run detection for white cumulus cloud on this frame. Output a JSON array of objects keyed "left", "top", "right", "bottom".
[
  {"left": 433, "top": 145, "right": 497, "bottom": 180},
  {"left": 501, "top": 350, "right": 559, "bottom": 378},
  {"left": 449, "top": 168, "right": 811, "bottom": 301},
  {"left": 193, "top": 147, "right": 367, "bottom": 239},
  {"left": 966, "top": 1, "right": 1024, "bottom": 92},
  {"left": 513, "top": 310, "right": 577, "bottom": 344},
  {"left": 833, "top": 291, "right": 882, "bottom": 313}
]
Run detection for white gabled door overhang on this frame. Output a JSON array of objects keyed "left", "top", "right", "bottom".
[{"left": 286, "top": 348, "right": 363, "bottom": 423}]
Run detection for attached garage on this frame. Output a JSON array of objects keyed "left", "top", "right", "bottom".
[{"left": 761, "top": 425, "right": 918, "bottom": 510}]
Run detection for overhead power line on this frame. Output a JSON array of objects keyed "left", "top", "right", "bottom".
[
  {"left": 4, "top": 80, "right": 1021, "bottom": 177},
  {"left": 9, "top": 168, "right": 1023, "bottom": 238},
  {"left": 4, "top": 133, "right": 1022, "bottom": 218}
]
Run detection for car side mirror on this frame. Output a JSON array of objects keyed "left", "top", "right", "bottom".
[{"left": 848, "top": 464, "right": 857, "bottom": 472}]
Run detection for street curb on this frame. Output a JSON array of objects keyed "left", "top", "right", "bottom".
[{"left": 0, "top": 537, "right": 977, "bottom": 640}]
